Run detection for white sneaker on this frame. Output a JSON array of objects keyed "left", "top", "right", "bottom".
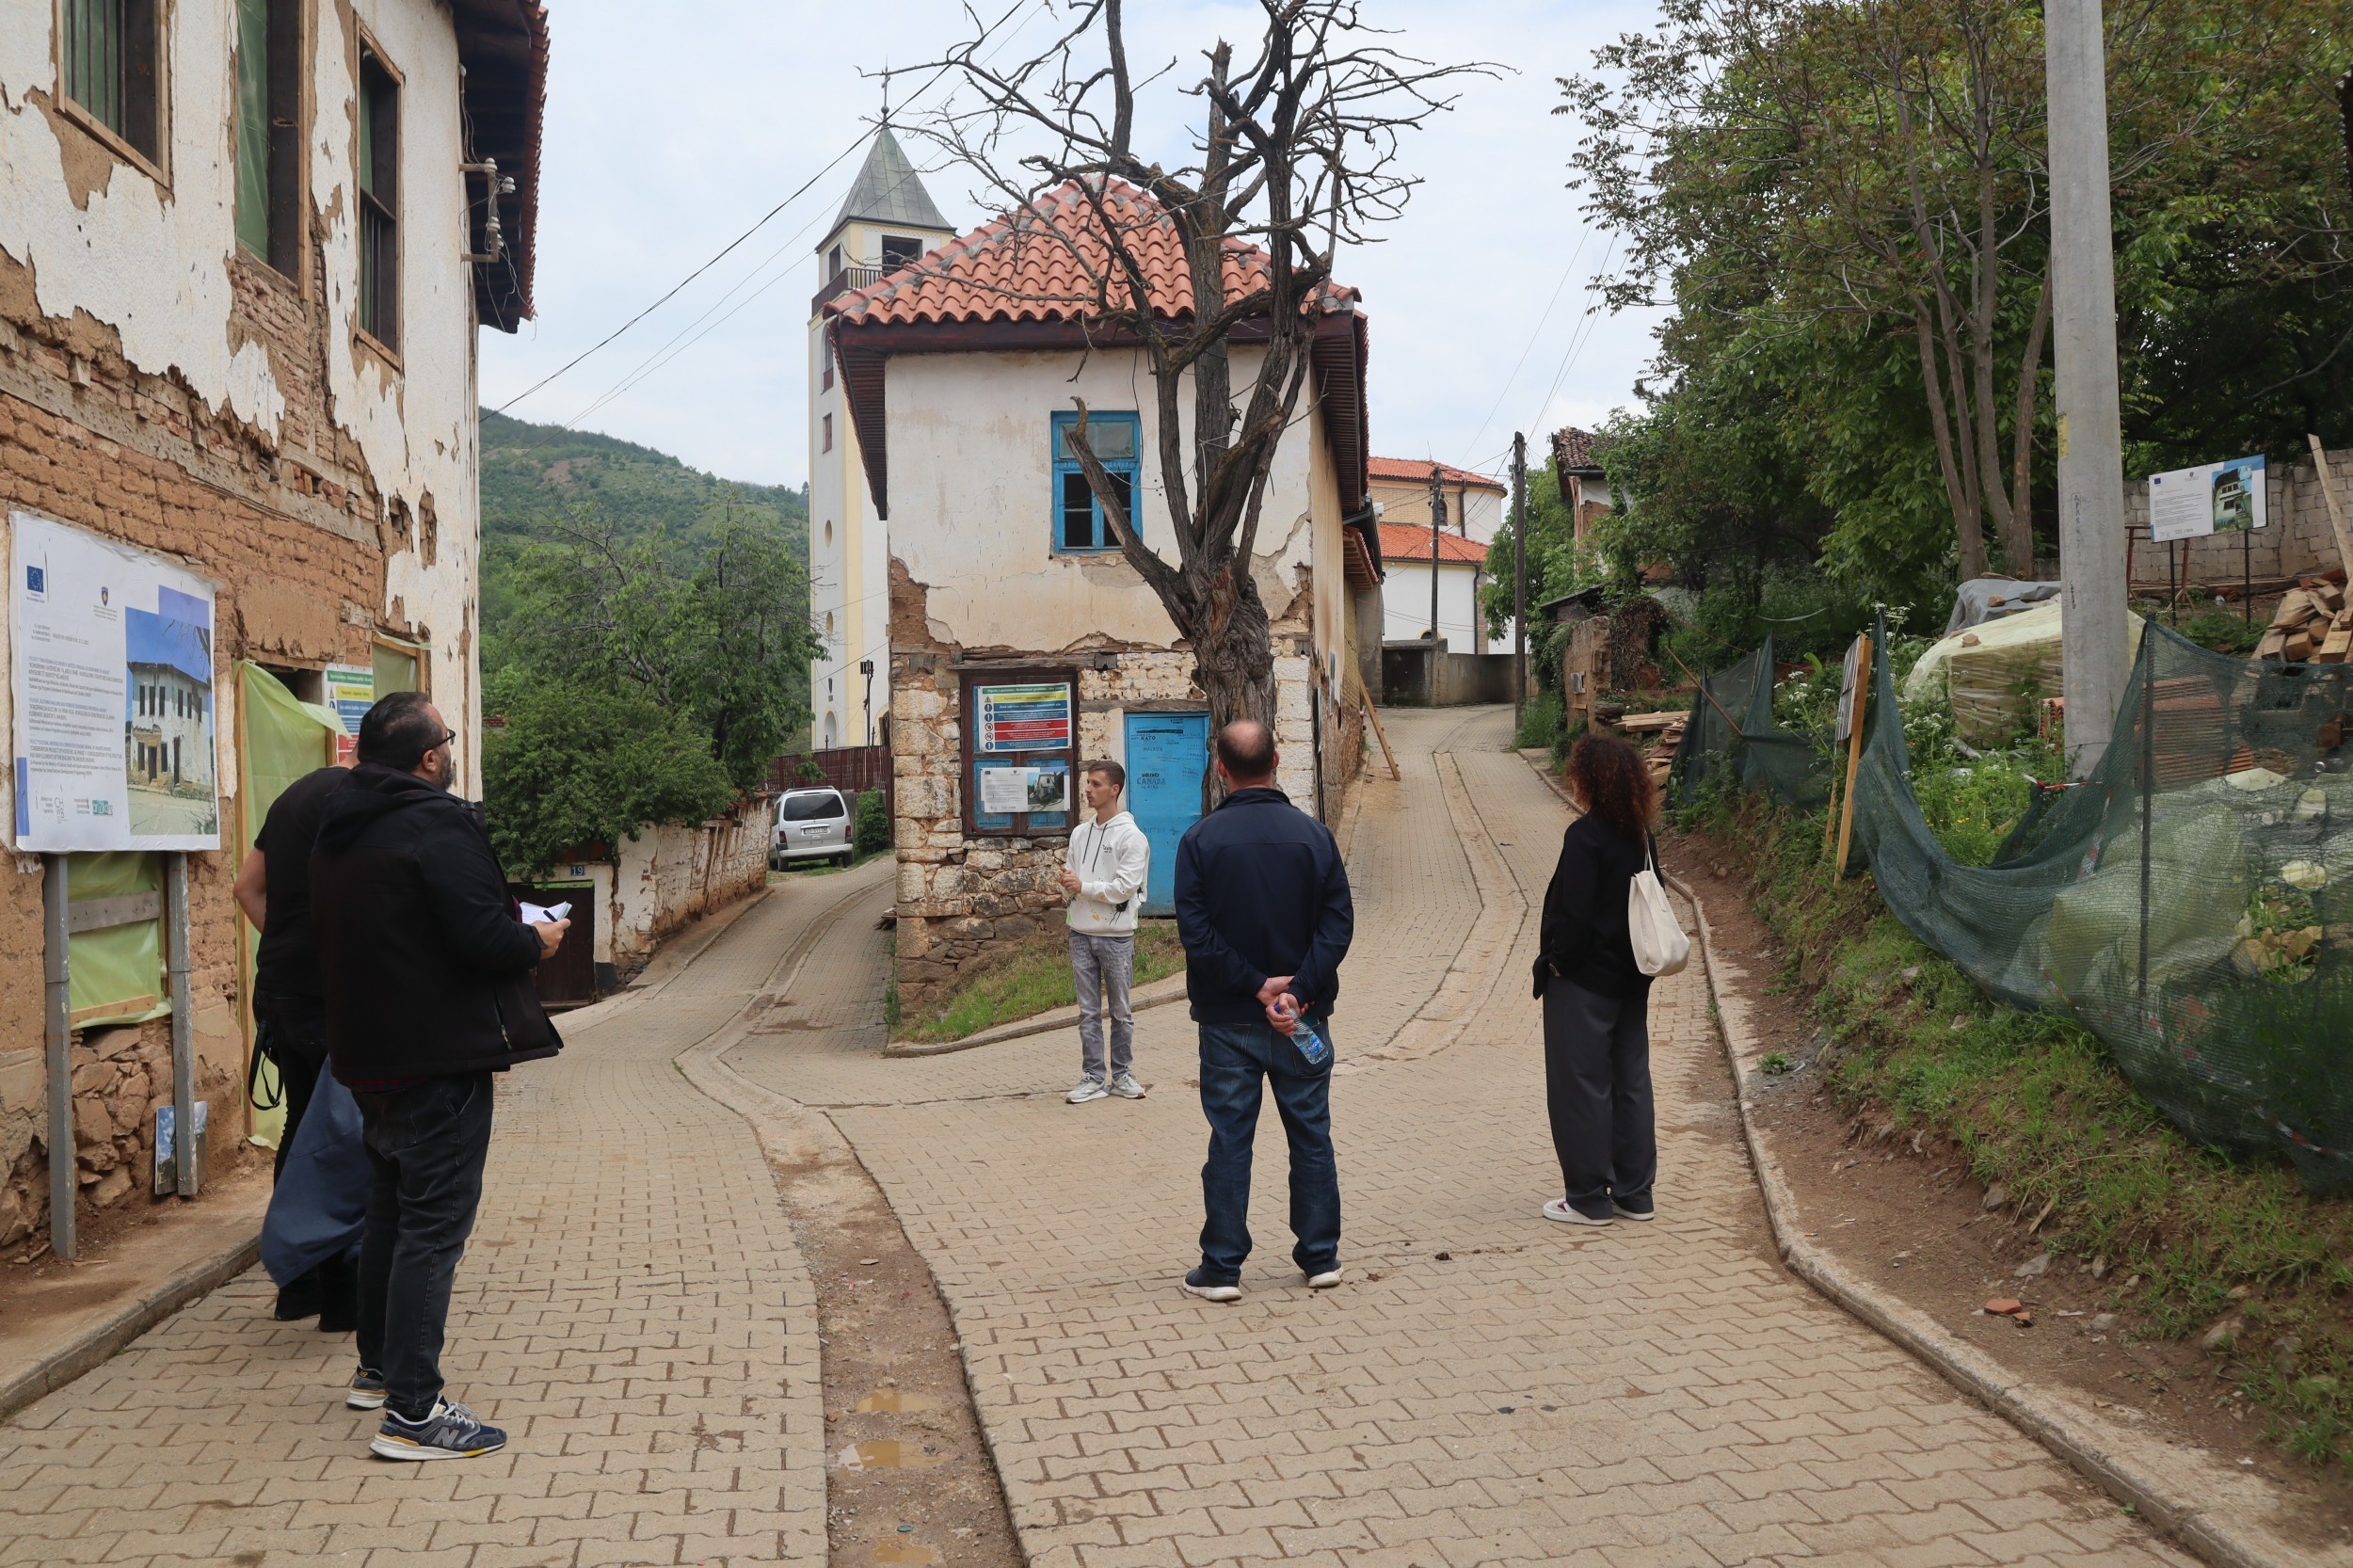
[
  {"left": 1305, "top": 1267, "right": 1343, "bottom": 1289},
  {"left": 1543, "top": 1197, "right": 1612, "bottom": 1226},
  {"left": 1067, "top": 1077, "right": 1110, "bottom": 1104},
  {"left": 1109, "top": 1072, "right": 1147, "bottom": 1099}
]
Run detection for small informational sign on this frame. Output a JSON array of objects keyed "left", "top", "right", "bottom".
[
  {"left": 975, "top": 681, "right": 1072, "bottom": 753},
  {"left": 977, "top": 760, "right": 1069, "bottom": 815},
  {"left": 324, "top": 664, "right": 374, "bottom": 763},
  {"left": 10, "top": 511, "right": 220, "bottom": 851},
  {"left": 2149, "top": 454, "right": 2267, "bottom": 542}
]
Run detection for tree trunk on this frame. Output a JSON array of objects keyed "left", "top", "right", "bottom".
[
  {"left": 1915, "top": 312, "right": 1989, "bottom": 581},
  {"left": 2001, "top": 268, "right": 2054, "bottom": 577},
  {"left": 1190, "top": 560, "right": 1278, "bottom": 808}
]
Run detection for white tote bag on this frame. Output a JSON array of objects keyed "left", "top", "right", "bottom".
[{"left": 1627, "top": 837, "right": 1691, "bottom": 978}]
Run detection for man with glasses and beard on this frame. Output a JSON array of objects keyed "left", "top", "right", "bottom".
[{"left": 312, "top": 691, "right": 568, "bottom": 1460}]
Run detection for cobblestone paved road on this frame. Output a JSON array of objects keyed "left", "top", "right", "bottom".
[
  {"left": 2, "top": 710, "right": 2195, "bottom": 1568},
  {"left": 0, "top": 871, "right": 883, "bottom": 1568},
  {"left": 735, "top": 707, "right": 2189, "bottom": 1568}
]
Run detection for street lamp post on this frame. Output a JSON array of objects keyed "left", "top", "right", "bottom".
[{"left": 859, "top": 658, "right": 875, "bottom": 748}]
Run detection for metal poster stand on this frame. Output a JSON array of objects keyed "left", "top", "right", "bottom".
[
  {"left": 166, "top": 852, "right": 200, "bottom": 1197},
  {"left": 42, "top": 856, "right": 73, "bottom": 1261}
]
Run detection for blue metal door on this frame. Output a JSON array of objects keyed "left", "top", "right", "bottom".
[{"left": 1124, "top": 710, "right": 1209, "bottom": 917}]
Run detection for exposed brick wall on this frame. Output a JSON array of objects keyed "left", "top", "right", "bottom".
[{"left": 0, "top": 237, "right": 424, "bottom": 1250}]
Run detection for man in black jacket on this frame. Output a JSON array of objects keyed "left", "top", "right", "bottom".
[
  {"left": 1172, "top": 720, "right": 1353, "bottom": 1303},
  {"left": 311, "top": 691, "right": 567, "bottom": 1461}
]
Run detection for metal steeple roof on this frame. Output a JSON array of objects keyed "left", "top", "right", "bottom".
[{"left": 829, "top": 127, "right": 952, "bottom": 235}]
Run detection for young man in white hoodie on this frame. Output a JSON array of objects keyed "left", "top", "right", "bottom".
[{"left": 1060, "top": 759, "right": 1152, "bottom": 1103}]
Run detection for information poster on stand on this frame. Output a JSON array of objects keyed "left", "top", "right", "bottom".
[
  {"left": 10, "top": 511, "right": 220, "bottom": 851},
  {"left": 2148, "top": 454, "right": 2268, "bottom": 542}
]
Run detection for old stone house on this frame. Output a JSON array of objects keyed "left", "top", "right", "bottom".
[
  {"left": 818, "top": 171, "right": 1378, "bottom": 1015},
  {"left": 0, "top": 0, "right": 548, "bottom": 1249}
]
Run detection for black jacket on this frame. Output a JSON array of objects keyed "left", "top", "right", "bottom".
[
  {"left": 1174, "top": 786, "right": 1353, "bottom": 1024},
  {"left": 1537, "top": 815, "right": 1657, "bottom": 1000},
  {"left": 310, "top": 763, "right": 552, "bottom": 1080}
]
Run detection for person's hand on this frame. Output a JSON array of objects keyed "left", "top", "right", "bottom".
[
  {"left": 533, "top": 918, "right": 570, "bottom": 958},
  {"left": 1057, "top": 866, "right": 1081, "bottom": 895},
  {"left": 1268, "top": 992, "right": 1304, "bottom": 1037},
  {"left": 1255, "top": 974, "right": 1294, "bottom": 1010}
]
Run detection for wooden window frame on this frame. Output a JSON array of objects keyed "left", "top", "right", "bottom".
[
  {"left": 353, "top": 28, "right": 402, "bottom": 362},
  {"left": 370, "top": 632, "right": 426, "bottom": 697},
  {"left": 1049, "top": 410, "right": 1142, "bottom": 555},
  {"left": 54, "top": 0, "right": 168, "bottom": 185},
  {"left": 234, "top": 0, "right": 306, "bottom": 279},
  {"left": 959, "top": 666, "right": 1078, "bottom": 840}
]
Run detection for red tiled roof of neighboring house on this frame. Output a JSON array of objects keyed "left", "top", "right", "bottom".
[
  {"left": 1378, "top": 522, "right": 1488, "bottom": 566},
  {"left": 826, "top": 177, "right": 1369, "bottom": 520},
  {"left": 1367, "top": 456, "right": 1505, "bottom": 492},
  {"left": 828, "top": 176, "right": 1359, "bottom": 328},
  {"left": 1552, "top": 426, "right": 1608, "bottom": 473}
]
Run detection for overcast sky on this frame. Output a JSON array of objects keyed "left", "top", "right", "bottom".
[{"left": 479, "top": 1, "right": 1670, "bottom": 491}]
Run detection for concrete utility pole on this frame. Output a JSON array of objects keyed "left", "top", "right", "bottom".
[
  {"left": 2046, "top": 0, "right": 2130, "bottom": 776},
  {"left": 1427, "top": 469, "right": 1446, "bottom": 644},
  {"left": 1512, "top": 433, "right": 1529, "bottom": 722}
]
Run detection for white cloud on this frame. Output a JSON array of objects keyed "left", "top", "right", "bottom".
[{"left": 481, "top": 0, "right": 1667, "bottom": 488}]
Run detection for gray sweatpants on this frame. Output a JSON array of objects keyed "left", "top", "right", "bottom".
[{"left": 1069, "top": 930, "right": 1135, "bottom": 1080}]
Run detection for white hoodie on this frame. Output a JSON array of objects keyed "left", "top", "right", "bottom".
[{"left": 1064, "top": 810, "right": 1151, "bottom": 935}]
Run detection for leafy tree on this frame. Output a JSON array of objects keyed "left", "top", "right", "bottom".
[
  {"left": 480, "top": 680, "right": 737, "bottom": 876},
  {"left": 1565, "top": 0, "right": 2353, "bottom": 597}
]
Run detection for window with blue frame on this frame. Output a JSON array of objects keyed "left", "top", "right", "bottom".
[{"left": 1050, "top": 411, "right": 1141, "bottom": 552}]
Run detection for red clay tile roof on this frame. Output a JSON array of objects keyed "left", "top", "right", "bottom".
[
  {"left": 1378, "top": 522, "right": 1489, "bottom": 566},
  {"left": 1551, "top": 426, "right": 1608, "bottom": 473},
  {"left": 827, "top": 176, "right": 1360, "bottom": 328},
  {"left": 1368, "top": 457, "right": 1505, "bottom": 492}
]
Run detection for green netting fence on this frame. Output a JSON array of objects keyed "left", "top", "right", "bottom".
[{"left": 1677, "top": 621, "right": 2353, "bottom": 1194}]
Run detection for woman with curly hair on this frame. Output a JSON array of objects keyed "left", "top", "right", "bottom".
[{"left": 1533, "top": 733, "right": 1663, "bottom": 1226}]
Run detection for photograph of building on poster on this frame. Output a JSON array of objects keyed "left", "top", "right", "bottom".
[{"left": 123, "top": 590, "right": 217, "bottom": 838}]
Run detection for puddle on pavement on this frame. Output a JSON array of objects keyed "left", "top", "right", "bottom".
[
  {"left": 870, "top": 1543, "right": 938, "bottom": 1565},
  {"left": 856, "top": 1388, "right": 941, "bottom": 1415},
  {"left": 837, "top": 1439, "right": 947, "bottom": 1471}
]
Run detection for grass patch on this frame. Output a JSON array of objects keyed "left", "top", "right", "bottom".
[
  {"left": 897, "top": 921, "right": 1187, "bottom": 1045},
  {"left": 1686, "top": 784, "right": 2353, "bottom": 1475}
]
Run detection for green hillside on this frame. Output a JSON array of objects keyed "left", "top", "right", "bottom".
[
  {"left": 477, "top": 409, "right": 808, "bottom": 632},
  {"left": 480, "top": 408, "right": 808, "bottom": 552}
]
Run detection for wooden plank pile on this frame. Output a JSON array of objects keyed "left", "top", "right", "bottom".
[
  {"left": 2255, "top": 574, "right": 2352, "bottom": 664},
  {"left": 1611, "top": 709, "right": 1689, "bottom": 785}
]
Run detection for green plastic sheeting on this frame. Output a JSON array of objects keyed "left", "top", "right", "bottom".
[
  {"left": 67, "top": 851, "right": 167, "bottom": 1029},
  {"left": 1680, "top": 618, "right": 2353, "bottom": 1194},
  {"left": 238, "top": 663, "right": 340, "bottom": 1150}
]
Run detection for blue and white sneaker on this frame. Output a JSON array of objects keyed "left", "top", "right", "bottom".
[
  {"left": 370, "top": 1399, "right": 506, "bottom": 1461},
  {"left": 344, "top": 1366, "right": 388, "bottom": 1410}
]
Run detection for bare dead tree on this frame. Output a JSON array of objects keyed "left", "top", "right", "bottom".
[{"left": 898, "top": 0, "right": 1490, "bottom": 731}]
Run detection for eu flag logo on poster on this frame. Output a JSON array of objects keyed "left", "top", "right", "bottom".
[{"left": 24, "top": 566, "right": 43, "bottom": 595}]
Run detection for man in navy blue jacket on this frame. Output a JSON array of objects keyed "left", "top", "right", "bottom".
[{"left": 1172, "top": 719, "right": 1354, "bottom": 1302}]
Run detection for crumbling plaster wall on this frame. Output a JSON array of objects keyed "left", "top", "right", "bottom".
[
  {"left": 0, "top": 0, "right": 488, "bottom": 1247},
  {"left": 0, "top": 0, "right": 483, "bottom": 788}
]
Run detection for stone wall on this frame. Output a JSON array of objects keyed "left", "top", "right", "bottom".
[
  {"left": 603, "top": 796, "right": 775, "bottom": 969},
  {"left": 888, "top": 596, "right": 1326, "bottom": 1020}
]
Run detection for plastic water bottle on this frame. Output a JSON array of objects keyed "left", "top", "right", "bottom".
[{"left": 1287, "top": 1005, "right": 1331, "bottom": 1067}]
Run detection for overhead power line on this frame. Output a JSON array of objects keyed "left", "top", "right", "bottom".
[{"left": 488, "top": 0, "right": 1043, "bottom": 418}]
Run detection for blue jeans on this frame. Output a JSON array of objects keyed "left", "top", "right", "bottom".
[
  {"left": 352, "top": 1073, "right": 493, "bottom": 1420},
  {"left": 1195, "top": 1019, "right": 1340, "bottom": 1283}
]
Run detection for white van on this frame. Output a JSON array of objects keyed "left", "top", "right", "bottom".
[{"left": 772, "top": 787, "right": 853, "bottom": 869}]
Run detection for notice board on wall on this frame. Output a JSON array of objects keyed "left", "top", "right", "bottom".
[
  {"left": 962, "top": 672, "right": 1075, "bottom": 837},
  {"left": 9, "top": 510, "right": 221, "bottom": 852}
]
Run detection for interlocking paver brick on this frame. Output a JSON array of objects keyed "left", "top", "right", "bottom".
[
  {"left": 0, "top": 878, "right": 854, "bottom": 1567},
  {"left": 728, "top": 707, "right": 2185, "bottom": 1568}
]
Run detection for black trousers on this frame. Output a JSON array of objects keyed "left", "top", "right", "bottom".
[
  {"left": 1541, "top": 977, "right": 1656, "bottom": 1216},
  {"left": 353, "top": 1072, "right": 494, "bottom": 1421}
]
